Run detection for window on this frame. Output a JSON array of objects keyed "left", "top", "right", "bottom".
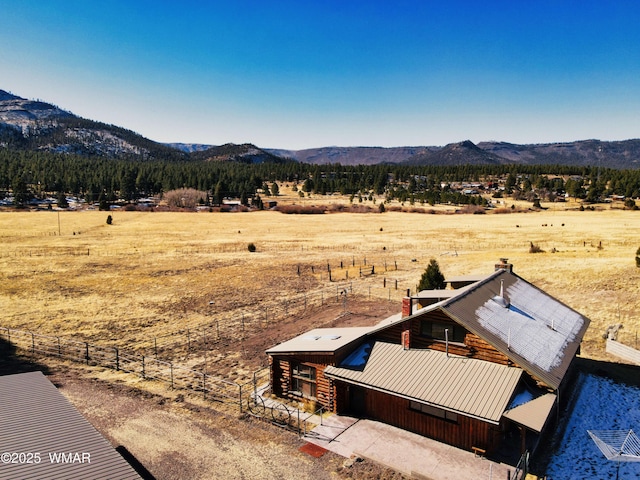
[
  {"left": 291, "top": 363, "right": 317, "bottom": 399},
  {"left": 420, "top": 320, "right": 466, "bottom": 343},
  {"left": 410, "top": 400, "right": 458, "bottom": 422}
]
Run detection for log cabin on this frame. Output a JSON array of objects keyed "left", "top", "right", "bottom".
[{"left": 266, "top": 259, "right": 590, "bottom": 459}]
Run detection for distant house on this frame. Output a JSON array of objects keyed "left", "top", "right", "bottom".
[{"left": 266, "top": 259, "right": 590, "bottom": 457}]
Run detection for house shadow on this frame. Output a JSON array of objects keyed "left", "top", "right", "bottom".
[
  {"left": 575, "top": 356, "right": 640, "bottom": 387},
  {"left": 531, "top": 356, "right": 640, "bottom": 474},
  {"left": 0, "top": 337, "right": 50, "bottom": 377}
]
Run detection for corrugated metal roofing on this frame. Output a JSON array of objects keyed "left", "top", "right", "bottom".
[
  {"left": 441, "top": 269, "right": 590, "bottom": 390},
  {"left": 0, "top": 371, "right": 141, "bottom": 480},
  {"left": 415, "top": 290, "right": 459, "bottom": 299},
  {"left": 325, "top": 341, "right": 522, "bottom": 423},
  {"left": 266, "top": 327, "right": 376, "bottom": 354},
  {"left": 503, "top": 393, "right": 557, "bottom": 433},
  {"left": 445, "top": 274, "right": 490, "bottom": 284}
]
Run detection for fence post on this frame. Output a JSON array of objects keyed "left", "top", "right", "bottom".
[
  {"left": 241, "top": 313, "right": 245, "bottom": 331},
  {"left": 85, "top": 342, "right": 89, "bottom": 364},
  {"left": 187, "top": 329, "right": 191, "bottom": 352},
  {"left": 57, "top": 337, "right": 61, "bottom": 357},
  {"left": 114, "top": 347, "right": 119, "bottom": 371},
  {"left": 239, "top": 384, "right": 243, "bottom": 414},
  {"left": 154, "top": 337, "right": 158, "bottom": 358},
  {"left": 203, "top": 373, "right": 207, "bottom": 399},
  {"left": 141, "top": 355, "right": 145, "bottom": 379},
  {"left": 30, "top": 332, "right": 35, "bottom": 355},
  {"left": 170, "top": 363, "right": 174, "bottom": 388}
]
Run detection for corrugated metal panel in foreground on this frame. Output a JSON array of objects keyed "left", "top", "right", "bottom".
[{"left": 0, "top": 371, "right": 141, "bottom": 480}]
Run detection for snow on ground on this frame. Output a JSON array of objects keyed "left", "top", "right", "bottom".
[{"left": 545, "top": 373, "right": 640, "bottom": 479}]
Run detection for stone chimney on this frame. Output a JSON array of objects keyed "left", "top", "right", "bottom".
[{"left": 495, "top": 258, "right": 513, "bottom": 272}]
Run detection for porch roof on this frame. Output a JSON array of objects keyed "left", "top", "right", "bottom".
[{"left": 502, "top": 393, "right": 557, "bottom": 433}]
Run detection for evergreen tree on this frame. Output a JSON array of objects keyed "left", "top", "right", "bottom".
[
  {"left": 56, "top": 191, "right": 69, "bottom": 208},
  {"left": 11, "top": 175, "right": 29, "bottom": 205},
  {"left": 417, "top": 259, "right": 446, "bottom": 291}
]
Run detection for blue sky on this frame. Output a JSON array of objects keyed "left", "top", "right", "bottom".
[{"left": 1, "top": 1, "right": 639, "bottom": 149}]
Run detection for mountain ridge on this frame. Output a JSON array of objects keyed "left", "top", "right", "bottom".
[{"left": 2, "top": 89, "right": 640, "bottom": 169}]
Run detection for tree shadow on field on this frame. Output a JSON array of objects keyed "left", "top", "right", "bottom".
[{"left": 0, "top": 337, "right": 50, "bottom": 377}]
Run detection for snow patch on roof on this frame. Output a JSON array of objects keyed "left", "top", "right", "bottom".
[{"left": 476, "top": 278, "right": 585, "bottom": 373}]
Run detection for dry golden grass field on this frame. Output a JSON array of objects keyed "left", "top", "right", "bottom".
[
  {"left": 1, "top": 201, "right": 639, "bottom": 366},
  {"left": 1, "top": 201, "right": 640, "bottom": 480}
]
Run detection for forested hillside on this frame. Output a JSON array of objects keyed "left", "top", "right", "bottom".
[{"left": 2, "top": 149, "right": 640, "bottom": 208}]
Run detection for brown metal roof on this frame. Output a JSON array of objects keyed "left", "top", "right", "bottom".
[
  {"left": 0, "top": 371, "right": 141, "bottom": 480},
  {"left": 440, "top": 269, "right": 591, "bottom": 390},
  {"left": 502, "top": 393, "right": 557, "bottom": 433},
  {"left": 325, "top": 341, "right": 523, "bottom": 424}
]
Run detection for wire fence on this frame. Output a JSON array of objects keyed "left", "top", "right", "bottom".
[
  {"left": 130, "top": 280, "right": 408, "bottom": 360},
  {"left": 0, "top": 326, "right": 270, "bottom": 412},
  {"left": 0, "top": 254, "right": 412, "bottom": 415}
]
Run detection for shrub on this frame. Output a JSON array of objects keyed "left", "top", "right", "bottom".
[
  {"left": 247, "top": 242, "right": 256, "bottom": 252},
  {"left": 275, "top": 205, "right": 326, "bottom": 214},
  {"left": 106, "top": 215, "right": 113, "bottom": 225},
  {"left": 529, "top": 241, "right": 544, "bottom": 253},
  {"left": 164, "top": 188, "right": 208, "bottom": 209}
]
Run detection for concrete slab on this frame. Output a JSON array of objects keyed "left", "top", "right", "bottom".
[{"left": 304, "top": 416, "right": 514, "bottom": 480}]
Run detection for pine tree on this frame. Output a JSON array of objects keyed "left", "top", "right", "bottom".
[{"left": 417, "top": 259, "right": 446, "bottom": 291}]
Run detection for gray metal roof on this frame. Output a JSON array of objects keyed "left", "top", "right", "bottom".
[
  {"left": 266, "top": 327, "right": 376, "bottom": 355},
  {"left": 415, "top": 290, "right": 460, "bottom": 299},
  {"left": 325, "top": 341, "right": 522, "bottom": 423},
  {"left": 445, "top": 274, "right": 490, "bottom": 284},
  {"left": 0, "top": 371, "right": 141, "bottom": 480},
  {"left": 441, "top": 269, "right": 591, "bottom": 390}
]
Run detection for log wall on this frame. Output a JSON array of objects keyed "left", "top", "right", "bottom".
[{"left": 270, "top": 354, "right": 337, "bottom": 412}]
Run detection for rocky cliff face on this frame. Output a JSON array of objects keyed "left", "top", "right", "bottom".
[
  {"left": 0, "top": 89, "right": 185, "bottom": 160},
  {"left": 0, "top": 90, "right": 74, "bottom": 134}
]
